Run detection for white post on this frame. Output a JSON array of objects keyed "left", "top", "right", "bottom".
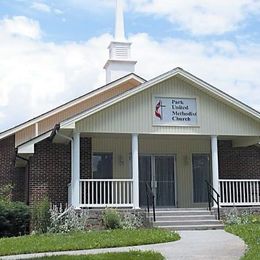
[
  {"left": 132, "top": 134, "right": 139, "bottom": 209},
  {"left": 211, "top": 136, "right": 219, "bottom": 207},
  {"left": 71, "top": 132, "right": 80, "bottom": 208}
]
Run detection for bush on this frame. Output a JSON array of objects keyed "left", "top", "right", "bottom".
[
  {"left": 102, "top": 208, "right": 121, "bottom": 229},
  {"left": 225, "top": 207, "right": 259, "bottom": 225},
  {"left": 0, "top": 200, "right": 30, "bottom": 238},
  {"left": 48, "top": 205, "right": 88, "bottom": 233},
  {"left": 121, "top": 212, "right": 143, "bottom": 230},
  {"left": 0, "top": 184, "right": 13, "bottom": 202},
  {"left": 31, "top": 197, "right": 51, "bottom": 234}
]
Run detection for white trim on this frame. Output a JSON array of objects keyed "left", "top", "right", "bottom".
[
  {"left": 0, "top": 74, "right": 145, "bottom": 140},
  {"left": 17, "top": 131, "right": 52, "bottom": 154},
  {"left": 61, "top": 68, "right": 260, "bottom": 129},
  {"left": 71, "top": 132, "right": 80, "bottom": 208},
  {"left": 211, "top": 136, "right": 219, "bottom": 207},
  {"left": 132, "top": 133, "right": 139, "bottom": 209}
]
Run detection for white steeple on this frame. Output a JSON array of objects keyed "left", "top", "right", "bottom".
[
  {"left": 104, "top": 0, "right": 137, "bottom": 84},
  {"left": 115, "top": 0, "right": 125, "bottom": 41}
]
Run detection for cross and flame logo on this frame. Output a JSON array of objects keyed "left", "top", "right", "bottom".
[{"left": 155, "top": 100, "right": 165, "bottom": 120}]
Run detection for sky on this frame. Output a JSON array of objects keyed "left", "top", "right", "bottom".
[{"left": 0, "top": 0, "right": 260, "bottom": 131}]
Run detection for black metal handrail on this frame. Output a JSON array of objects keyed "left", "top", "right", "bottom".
[
  {"left": 145, "top": 182, "right": 156, "bottom": 222},
  {"left": 205, "top": 180, "right": 220, "bottom": 220}
]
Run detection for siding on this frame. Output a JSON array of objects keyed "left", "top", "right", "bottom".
[
  {"left": 14, "top": 78, "right": 141, "bottom": 147},
  {"left": 92, "top": 134, "right": 210, "bottom": 208},
  {"left": 15, "top": 125, "right": 36, "bottom": 147},
  {"left": 77, "top": 77, "right": 260, "bottom": 136}
]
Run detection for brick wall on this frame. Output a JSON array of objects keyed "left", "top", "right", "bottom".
[
  {"left": 218, "top": 140, "right": 260, "bottom": 179},
  {"left": 28, "top": 137, "right": 92, "bottom": 206},
  {"left": 29, "top": 139, "right": 71, "bottom": 205},
  {"left": 0, "top": 135, "right": 26, "bottom": 202},
  {"left": 80, "top": 137, "right": 92, "bottom": 179}
]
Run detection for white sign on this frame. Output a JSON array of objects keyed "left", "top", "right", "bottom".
[{"left": 153, "top": 97, "right": 198, "bottom": 126}]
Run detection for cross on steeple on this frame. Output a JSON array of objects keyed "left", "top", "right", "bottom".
[
  {"left": 104, "top": 0, "right": 137, "bottom": 84},
  {"left": 115, "top": 0, "right": 126, "bottom": 41}
]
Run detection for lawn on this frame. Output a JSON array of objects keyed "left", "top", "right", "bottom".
[
  {"left": 39, "top": 251, "right": 164, "bottom": 260},
  {"left": 225, "top": 214, "right": 260, "bottom": 260},
  {"left": 0, "top": 229, "right": 179, "bottom": 256}
]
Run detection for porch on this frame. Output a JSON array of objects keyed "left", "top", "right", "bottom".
[
  {"left": 65, "top": 133, "right": 260, "bottom": 209},
  {"left": 68, "top": 179, "right": 260, "bottom": 208}
]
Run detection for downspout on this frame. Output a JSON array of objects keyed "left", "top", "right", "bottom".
[
  {"left": 52, "top": 125, "right": 74, "bottom": 207},
  {"left": 15, "top": 150, "right": 30, "bottom": 205}
]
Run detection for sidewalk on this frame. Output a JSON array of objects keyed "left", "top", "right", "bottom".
[{"left": 1, "top": 230, "right": 246, "bottom": 260}]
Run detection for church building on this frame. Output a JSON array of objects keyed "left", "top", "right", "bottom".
[{"left": 0, "top": 0, "right": 259, "bottom": 224}]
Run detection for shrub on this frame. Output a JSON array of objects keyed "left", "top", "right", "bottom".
[
  {"left": 102, "top": 208, "right": 121, "bottom": 229},
  {"left": 48, "top": 205, "right": 88, "bottom": 233},
  {"left": 224, "top": 207, "right": 258, "bottom": 225},
  {"left": 0, "top": 200, "right": 30, "bottom": 238},
  {"left": 121, "top": 212, "right": 143, "bottom": 230},
  {"left": 0, "top": 184, "right": 13, "bottom": 202},
  {"left": 31, "top": 197, "right": 51, "bottom": 234}
]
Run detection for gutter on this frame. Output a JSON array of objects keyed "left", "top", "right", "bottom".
[{"left": 49, "top": 123, "right": 61, "bottom": 141}]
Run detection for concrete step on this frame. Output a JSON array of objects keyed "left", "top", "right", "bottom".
[
  {"left": 154, "top": 220, "right": 221, "bottom": 226},
  {"left": 154, "top": 208, "right": 208, "bottom": 211},
  {"left": 159, "top": 224, "right": 225, "bottom": 231},
  {"left": 152, "top": 210, "right": 212, "bottom": 216},
  {"left": 155, "top": 215, "right": 216, "bottom": 221}
]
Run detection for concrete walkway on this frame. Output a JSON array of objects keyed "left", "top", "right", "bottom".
[{"left": 1, "top": 230, "right": 246, "bottom": 260}]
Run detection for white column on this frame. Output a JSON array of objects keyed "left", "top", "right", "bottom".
[
  {"left": 132, "top": 134, "right": 139, "bottom": 209},
  {"left": 211, "top": 136, "right": 219, "bottom": 207},
  {"left": 71, "top": 132, "right": 80, "bottom": 208}
]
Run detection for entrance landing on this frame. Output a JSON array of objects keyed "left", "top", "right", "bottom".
[{"left": 152, "top": 208, "right": 224, "bottom": 230}]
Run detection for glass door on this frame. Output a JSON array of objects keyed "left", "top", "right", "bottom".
[
  {"left": 192, "top": 154, "right": 211, "bottom": 203},
  {"left": 139, "top": 155, "right": 176, "bottom": 207},
  {"left": 155, "top": 156, "right": 176, "bottom": 207}
]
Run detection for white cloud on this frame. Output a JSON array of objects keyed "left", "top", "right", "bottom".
[
  {"left": 54, "top": 9, "right": 64, "bottom": 15},
  {"left": 0, "top": 16, "right": 41, "bottom": 39},
  {"left": 31, "top": 2, "right": 51, "bottom": 13},
  {"left": 129, "top": 0, "right": 260, "bottom": 35},
  {"left": 0, "top": 16, "right": 259, "bottom": 132}
]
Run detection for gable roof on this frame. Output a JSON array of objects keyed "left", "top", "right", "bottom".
[
  {"left": 0, "top": 73, "right": 146, "bottom": 142},
  {"left": 60, "top": 67, "right": 260, "bottom": 130}
]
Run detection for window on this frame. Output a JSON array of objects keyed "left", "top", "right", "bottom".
[
  {"left": 92, "top": 153, "right": 113, "bottom": 179},
  {"left": 192, "top": 154, "right": 211, "bottom": 203}
]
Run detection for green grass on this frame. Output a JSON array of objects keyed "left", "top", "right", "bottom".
[
  {"left": 0, "top": 229, "right": 179, "bottom": 256},
  {"left": 39, "top": 251, "right": 164, "bottom": 260},
  {"left": 225, "top": 215, "right": 260, "bottom": 260}
]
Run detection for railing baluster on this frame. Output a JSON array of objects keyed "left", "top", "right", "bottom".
[
  {"left": 104, "top": 181, "right": 106, "bottom": 204},
  {"left": 123, "top": 181, "right": 126, "bottom": 204},
  {"left": 112, "top": 181, "right": 114, "bottom": 204},
  {"left": 238, "top": 181, "right": 243, "bottom": 203},
  {"left": 256, "top": 181, "right": 260, "bottom": 202},
  {"left": 115, "top": 182, "right": 118, "bottom": 205},
  {"left": 83, "top": 181, "right": 86, "bottom": 205},
  {"left": 119, "top": 182, "right": 122, "bottom": 205},
  {"left": 108, "top": 180, "right": 110, "bottom": 205},
  {"left": 126, "top": 181, "right": 129, "bottom": 204}
]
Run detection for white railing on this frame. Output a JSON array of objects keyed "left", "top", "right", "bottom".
[
  {"left": 79, "top": 179, "right": 133, "bottom": 207},
  {"left": 219, "top": 179, "right": 260, "bottom": 206}
]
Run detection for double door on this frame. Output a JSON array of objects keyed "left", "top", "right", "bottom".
[{"left": 139, "top": 155, "right": 176, "bottom": 207}]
